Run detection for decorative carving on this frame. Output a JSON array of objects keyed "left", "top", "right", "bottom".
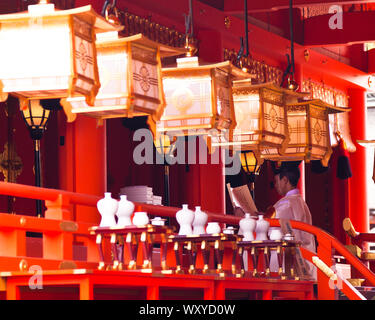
[
  {"left": 0, "top": 101, "right": 23, "bottom": 184},
  {"left": 262, "top": 88, "right": 284, "bottom": 105},
  {"left": 302, "top": 79, "right": 348, "bottom": 108},
  {"left": 224, "top": 48, "right": 283, "bottom": 85},
  {"left": 0, "top": 142, "right": 23, "bottom": 183},
  {"left": 117, "top": 10, "right": 197, "bottom": 50},
  {"left": 310, "top": 106, "right": 327, "bottom": 121}
]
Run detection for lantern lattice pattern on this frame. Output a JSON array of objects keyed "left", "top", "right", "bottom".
[
  {"left": 157, "top": 57, "right": 248, "bottom": 138},
  {"left": 264, "top": 99, "right": 348, "bottom": 166},
  {"left": 63, "top": 32, "right": 183, "bottom": 134},
  {"left": 210, "top": 82, "right": 305, "bottom": 162},
  {"left": 0, "top": 2, "right": 119, "bottom": 106}
]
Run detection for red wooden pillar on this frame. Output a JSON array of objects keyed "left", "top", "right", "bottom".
[
  {"left": 330, "top": 148, "right": 350, "bottom": 244},
  {"left": 171, "top": 136, "right": 225, "bottom": 215},
  {"left": 197, "top": 28, "right": 226, "bottom": 215},
  {"left": 348, "top": 88, "right": 368, "bottom": 233},
  {"left": 199, "top": 146, "right": 226, "bottom": 214},
  {"left": 59, "top": 115, "right": 106, "bottom": 224}
]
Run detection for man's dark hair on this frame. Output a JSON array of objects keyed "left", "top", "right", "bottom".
[{"left": 278, "top": 166, "right": 300, "bottom": 187}]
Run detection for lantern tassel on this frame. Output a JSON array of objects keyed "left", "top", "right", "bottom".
[{"left": 336, "top": 134, "right": 352, "bottom": 180}]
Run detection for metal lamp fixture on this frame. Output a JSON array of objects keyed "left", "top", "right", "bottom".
[
  {"left": 154, "top": 134, "right": 177, "bottom": 164},
  {"left": 0, "top": 0, "right": 119, "bottom": 108},
  {"left": 154, "top": 133, "right": 177, "bottom": 207},
  {"left": 21, "top": 99, "right": 51, "bottom": 216},
  {"left": 21, "top": 100, "right": 51, "bottom": 141},
  {"left": 240, "top": 150, "right": 261, "bottom": 200},
  {"left": 240, "top": 150, "right": 261, "bottom": 176}
]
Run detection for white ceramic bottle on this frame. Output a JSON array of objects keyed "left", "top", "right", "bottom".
[
  {"left": 97, "top": 192, "right": 118, "bottom": 227},
  {"left": 192, "top": 206, "right": 208, "bottom": 235},
  {"left": 239, "top": 213, "right": 256, "bottom": 241},
  {"left": 206, "top": 222, "right": 221, "bottom": 234},
  {"left": 116, "top": 195, "right": 135, "bottom": 227},
  {"left": 176, "top": 204, "right": 194, "bottom": 235},
  {"left": 269, "top": 228, "right": 283, "bottom": 240},
  {"left": 255, "top": 214, "right": 270, "bottom": 241},
  {"left": 132, "top": 211, "right": 149, "bottom": 226}
]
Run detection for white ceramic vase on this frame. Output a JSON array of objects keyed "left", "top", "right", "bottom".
[
  {"left": 239, "top": 213, "right": 256, "bottom": 241},
  {"left": 116, "top": 195, "right": 135, "bottom": 227},
  {"left": 255, "top": 214, "right": 270, "bottom": 241},
  {"left": 132, "top": 211, "right": 149, "bottom": 226},
  {"left": 269, "top": 228, "right": 283, "bottom": 240},
  {"left": 192, "top": 206, "right": 208, "bottom": 235},
  {"left": 206, "top": 222, "right": 221, "bottom": 234},
  {"left": 97, "top": 192, "right": 118, "bottom": 228},
  {"left": 176, "top": 204, "right": 194, "bottom": 235}
]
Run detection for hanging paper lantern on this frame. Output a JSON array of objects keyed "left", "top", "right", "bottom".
[
  {"left": 265, "top": 99, "right": 348, "bottom": 166},
  {"left": 0, "top": 1, "right": 119, "bottom": 107},
  {"left": 156, "top": 57, "right": 248, "bottom": 140},
  {"left": 62, "top": 32, "right": 184, "bottom": 134},
  {"left": 210, "top": 81, "right": 305, "bottom": 162}
]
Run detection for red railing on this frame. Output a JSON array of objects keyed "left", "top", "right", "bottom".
[
  {"left": 0, "top": 182, "right": 101, "bottom": 270},
  {"left": 0, "top": 181, "right": 373, "bottom": 299},
  {"left": 269, "top": 220, "right": 371, "bottom": 300}
]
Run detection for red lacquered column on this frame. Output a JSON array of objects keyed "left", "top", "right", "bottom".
[
  {"left": 348, "top": 88, "right": 368, "bottom": 233},
  {"left": 59, "top": 115, "right": 106, "bottom": 224}
]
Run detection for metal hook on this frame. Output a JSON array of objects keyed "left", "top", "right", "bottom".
[{"left": 101, "top": 0, "right": 117, "bottom": 17}]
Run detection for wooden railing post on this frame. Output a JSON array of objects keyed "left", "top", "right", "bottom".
[
  {"left": 43, "top": 194, "right": 74, "bottom": 261},
  {"left": 0, "top": 229, "right": 26, "bottom": 257},
  {"left": 315, "top": 235, "right": 336, "bottom": 300},
  {"left": 45, "top": 194, "right": 72, "bottom": 221}
]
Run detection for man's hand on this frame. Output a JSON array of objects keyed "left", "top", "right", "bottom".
[{"left": 233, "top": 206, "right": 245, "bottom": 217}]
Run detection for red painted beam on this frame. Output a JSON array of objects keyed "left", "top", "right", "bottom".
[
  {"left": 304, "top": 11, "right": 375, "bottom": 46},
  {"left": 75, "top": 0, "right": 372, "bottom": 90},
  {"left": 224, "top": 0, "right": 375, "bottom": 13}
]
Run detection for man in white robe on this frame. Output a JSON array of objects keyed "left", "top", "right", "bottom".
[{"left": 271, "top": 166, "right": 317, "bottom": 280}]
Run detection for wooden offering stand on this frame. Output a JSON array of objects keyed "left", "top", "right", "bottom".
[
  {"left": 237, "top": 239, "right": 302, "bottom": 280},
  {"left": 89, "top": 224, "right": 174, "bottom": 271},
  {"left": 168, "top": 233, "right": 243, "bottom": 276}
]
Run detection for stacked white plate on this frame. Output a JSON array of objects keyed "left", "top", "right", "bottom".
[{"left": 120, "top": 185, "right": 162, "bottom": 205}]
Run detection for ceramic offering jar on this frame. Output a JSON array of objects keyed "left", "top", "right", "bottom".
[
  {"left": 206, "top": 222, "right": 221, "bottom": 234},
  {"left": 132, "top": 211, "right": 149, "bottom": 226},
  {"left": 176, "top": 204, "right": 194, "bottom": 235},
  {"left": 192, "top": 206, "right": 208, "bottom": 235},
  {"left": 269, "top": 228, "right": 283, "bottom": 240},
  {"left": 116, "top": 195, "right": 135, "bottom": 227},
  {"left": 255, "top": 214, "right": 270, "bottom": 241},
  {"left": 97, "top": 192, "right": 118, "bottom": 227},
  {"left": 223, "top": 226, "right": 236, "bottom": 235},
  {"left": 239, "top": 213, "right": 256, "bottom": 241},
  {"left": 151, "top": 217, "right": 166, "bottom": 226}
]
